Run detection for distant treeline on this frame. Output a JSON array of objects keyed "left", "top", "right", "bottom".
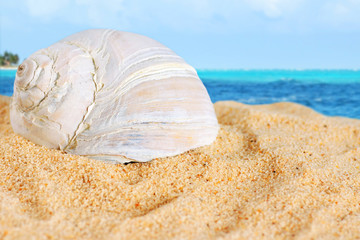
[{"left": 0, "top": 51, "right": 19, "bottom": 66}]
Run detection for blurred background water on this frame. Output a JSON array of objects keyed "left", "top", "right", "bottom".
[{"left": 1, "top": 69, "right": 360, "bottom": 119}]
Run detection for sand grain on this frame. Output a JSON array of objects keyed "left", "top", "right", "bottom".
[{"left": 0, "top": 96, "right": 359, "bottom": 239}]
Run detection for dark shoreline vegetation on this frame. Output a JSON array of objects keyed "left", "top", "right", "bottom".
[{"left": 0, "top": 51, "right": 19, "bottom": 67}]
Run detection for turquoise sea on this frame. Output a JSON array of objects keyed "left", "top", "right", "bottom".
[{"left": 1, "top": 69, "right": 360, "bottom": 119}]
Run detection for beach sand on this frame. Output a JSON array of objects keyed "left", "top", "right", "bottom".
[{"left": 0, "top": 95, "right": 359, "bottom": 239}]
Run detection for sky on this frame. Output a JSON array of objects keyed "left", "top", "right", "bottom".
[{"left": 1, "top": 0, "right": 360, "bottom": 69}]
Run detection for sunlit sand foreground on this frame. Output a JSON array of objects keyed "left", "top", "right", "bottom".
[{"left": 0, "top": 95, "right": 359, "bottom": 239}]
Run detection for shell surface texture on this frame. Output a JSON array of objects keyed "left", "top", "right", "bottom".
[{"left": 10, "top": 29, "right": 219, "bottom": 163}]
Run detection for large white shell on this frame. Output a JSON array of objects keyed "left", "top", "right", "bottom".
[{"left": 10, "top": 29, "right": 219, "bottom": 163}]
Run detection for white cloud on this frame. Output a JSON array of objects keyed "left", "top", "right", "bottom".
[
  {"left": 24, "top": 0, "right": 126, "bottom": 27},
  {"left": 74, "top": 0, "right": 125, "bottom": 26},
  {"left": 21, "top": 0, "right": 360, "bottom": 34},
  {"left": 319, "top": 0, "right": 360, "bottom": 29},
  {"left": 244, "top": 0, "right": 304, "bottom": 18},
  {"left": 3, "top": 0, "right": 360, "bottom": 68},
  {"left": 245, "top": 0, "right": 283, "bottom": 18},
  {"left": 25, "top": 0, "right": 70, "bottom": 17}
]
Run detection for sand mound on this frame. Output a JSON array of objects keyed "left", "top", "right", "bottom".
[{"left": 0, "top": 95, "right": 359, "bottom": 239}]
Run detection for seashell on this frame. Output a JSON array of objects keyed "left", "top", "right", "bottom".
[{"left": 10, "top": 29, "right": 219, "bottom": 163}]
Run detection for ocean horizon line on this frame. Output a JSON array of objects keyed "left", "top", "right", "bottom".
[
  {"left": 1, "top": 67, "right": 360, "bottom": 71},
  {"left": 0, "top": 67, "right": 359, "bottom": 118},
  {"left": 196, "top": 68, "right": 360, "bottom": 71}
]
